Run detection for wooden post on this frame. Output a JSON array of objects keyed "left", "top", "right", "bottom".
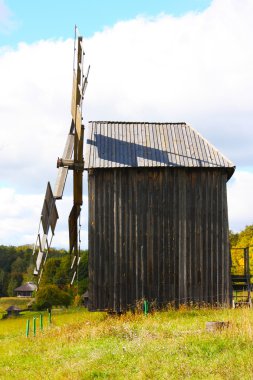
[{"left": 48, "top": 310, "right": 52, "bottom": 324}]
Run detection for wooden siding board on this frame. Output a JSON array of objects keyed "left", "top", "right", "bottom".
[
  {"left": 97, "top": 173, "right": 102, "bottom": 308},
  {"left": 153, "top": 171, "right": 159, "bottom": 301},
  {"left": 209, "top": 171, "right": 214, "bottom": 304},
  {"left": 108, "top": 171, "right": 114, "bottom": 309},
  {"left": 88, "top": 174, "right": 94, "bottom": 309},
  {"left": 141, "top": 172, "right": 147, "bottom": 299},
  {"left": 186, "top": 170, "right": 192, "bottom": 303},
  {"left": 191, "top": 171, "right": 197, "bottom": 302},
  {"left": 181, "top": 171, "right": 187, "bottom": 302},
  {"left": 113, "top": 171, "right": 117, "bottom": 310},
  {"left": 203, "top": 170, "right": 208, "bottom": 303},
  {"left": 147, "top": 171, "right": 152, "bottom": 299},
  {"left": 94, "top": 172, "right": 99, "bottom": 309},
  {"left": 88, "top": 167, "right": 231, "bottom": 311},
  {"left": 121, "top": 171, "right": 127, "bottom": 308}
]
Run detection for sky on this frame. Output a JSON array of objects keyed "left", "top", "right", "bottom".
[{"left": 0, "top": 0, "right": 253, "bottom": 249}]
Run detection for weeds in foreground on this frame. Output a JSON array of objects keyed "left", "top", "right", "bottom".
[{"left": 0, "top": 307, "right": 253, "bottom": 379}]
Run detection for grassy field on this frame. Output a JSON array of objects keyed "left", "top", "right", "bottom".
[
  {"left": 0, "top": 297, "right": 32, "bottom": 319},
  {"left": 1, "top": 305, "right": 253, "bottom": 379}
]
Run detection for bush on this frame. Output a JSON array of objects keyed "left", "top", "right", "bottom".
[
  {"left": 35, "top": 285, "right": 72, "bottom": 311},
  {"left": 73, "top": 294, "right": 82, "bottom": 307}
]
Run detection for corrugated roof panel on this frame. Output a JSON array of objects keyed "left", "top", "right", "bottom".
[
  {"left": 187, "top": 125, "right": 202, "bottom": 167},
  {"left": 170, "top": 124, "right": 181, "bottom": 166},
  {"left": 175, "top": 124, "right": 187, "bottom": 166},
  {"left": 163, "top": 123, "right": 173, "bottom": 166},
  {"left": 157, "top": 123, "right": 165, "bottom": 166},
  {"left": 84, "top": 122, "right": 235, "bottom": 172},
  {"left": 158, "top": 124, "right": 166, "bottom": 167},
  {"left": 182, "top": 124, "right": 194, "bottom": 167},
  {"left": 148, "top": 123, "right": 156, "bottom": 166}
]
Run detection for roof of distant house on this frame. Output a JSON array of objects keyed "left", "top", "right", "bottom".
[
  {"left": 6, "top": 305, "right": 21, "bottom": 312},
  {"left": 14, "top": 282, "right": 37, "bottom": 292}
]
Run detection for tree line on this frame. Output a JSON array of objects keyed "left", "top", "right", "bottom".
[
  {"left": 0, "top": 225, "right": 252, "bottom": 298},
  {"left": 0, "top": 245, "right": 88, "bottom": 297},
  {"left": 230, "top": 225, "right": 253, "bottom": 275}
]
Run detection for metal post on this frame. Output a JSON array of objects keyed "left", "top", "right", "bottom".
[
  {"left": 33, "top": 317, "right": 36, "bottom": 337},
  {"left": 26, "top": 319, "right": 30, "bottom": 337},
  {"left": 244, "top": 247, "right": 251, "bottom": 304}
]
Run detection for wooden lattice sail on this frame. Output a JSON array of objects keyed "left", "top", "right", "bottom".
[{"left": 33, "top": 27, "right": 89, "bottom": 285}]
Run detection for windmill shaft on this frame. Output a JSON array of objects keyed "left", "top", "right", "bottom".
[{"left": 57, "top": 158, "right": 84, "bottom": 170}]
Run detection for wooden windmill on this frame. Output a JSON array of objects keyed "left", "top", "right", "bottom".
[{"left": 33, "top": 28, "right": 89, "bottom": 285}]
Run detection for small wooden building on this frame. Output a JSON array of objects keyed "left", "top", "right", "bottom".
[
  {"left": 81, "top": 291, "right": 89, "bottom": 308},
  {"left": 15, "top": 282, "right": 37, "bottom": 297},
  {"left": 6, "top": 305, "right": 21, "bottom": 317},
  {"left": 85, "top": 122, "right": 235, "bottom": 312}
]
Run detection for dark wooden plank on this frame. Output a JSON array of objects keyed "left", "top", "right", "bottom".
[
  {"left": 88, "top": 167, "right": 231, "bottom": 311},
  {"left": 88, "top": 173, "right": 94, "bottom": 310}
]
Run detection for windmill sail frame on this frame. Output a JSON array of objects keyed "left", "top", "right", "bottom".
[{"left": 32, "top": 27, "right": 88, "bottom": 286}]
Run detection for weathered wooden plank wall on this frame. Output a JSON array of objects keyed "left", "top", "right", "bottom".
[{"left": 88, "top": 167, "right": 231, "bottom": 311}]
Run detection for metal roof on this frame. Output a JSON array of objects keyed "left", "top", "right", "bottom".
[
  {"left": 84, "top": 122, "right": 235, "bottom": 173},
  {"left": 14, "top": 282, "right": 37, "bottom": 292}
]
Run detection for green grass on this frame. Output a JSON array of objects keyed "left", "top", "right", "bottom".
[
  {"left": 0, "top": 297, "right": 32, "bottom": 310},
  {"left": 0, "top": 297, "right": 32, "bottom": 319},
  {"left": 1, "top": 307, "right": 253, "bottom": 379}
]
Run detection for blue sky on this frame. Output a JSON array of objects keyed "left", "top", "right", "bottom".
[
  {"left": 0, "top": 0, "right": 253, "bottom": 247},
  {"left": 2, "top": 0, "right": 212, "bottom": 46}
]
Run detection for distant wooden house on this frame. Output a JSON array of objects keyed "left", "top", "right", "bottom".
[
  {"left": 81, "top": 291, "right": 89, "bottom": 308},
  {"left": 14, "top": 282, "right": 37, "bottom": 297},
  {"left": 6, "top": 305, "right": 21, "bottom": 316},
  {"left": 85, "top": 121, "right": 235, "bottom": 312}
]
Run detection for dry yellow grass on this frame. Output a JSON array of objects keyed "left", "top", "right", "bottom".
[{"left": 1, "top": 307, "right": 253, "bottom": 379}]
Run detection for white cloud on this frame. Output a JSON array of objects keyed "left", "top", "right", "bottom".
[
  {"left": 84, "top": 0, "right": 253, "bottom": 165},
  {"left": 0, "top": 187, "right": 88, "bottom": 248},
  {"left": 0, "top": 0, "right": 253, "bottom": 246},
  {"left": 227, "top": 170, "right": 253, "bottom": 232},
  {"left": 0, "top": 187, "right": 42, "bottom": 245},
  {"left": 0, "top": 39, "right": 74, "bottom": 192}
]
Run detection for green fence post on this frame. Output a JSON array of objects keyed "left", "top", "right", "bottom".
[
  {"left": 40, "top": 314, "right": 43, "bottom": 331},
  {"left": 33, "top": 317, "right": 36, "bottom": 337},
  {"left": 48, "top": 310, "right": 52, "bottom": 324},
  {"left": 144, "top": 300, "right": 148, "bottom": 316},
  {"left": 26, "top": 319, "right": 30, "bottom": 337}
]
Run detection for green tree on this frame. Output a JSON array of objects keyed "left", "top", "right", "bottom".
[
  {"left": 230, "top": 225, "right": 253, "bottom": 275},
  {"left": 78, "top": 250, "right": 89, "bottom": 294},
  {"left": 40, "top": 258, "right": 61, "bottom": 286},
  {"left": 35, "top": 284, "right": 71, "bottom": 310},
  {"left": 229, "top": 230, "right": 239, "bottom": 247},
  {"left": 54, "top": 255, "right": 71, "bottom": 288},
  {"left": 7, "top": 273, "right": 23, "bottom": 296},
  {"left": 11, "top": 256, "right": 27, "bottom": 273},
  {"left": 0, "top": 269, "right": 7, "bottom": 296}
]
